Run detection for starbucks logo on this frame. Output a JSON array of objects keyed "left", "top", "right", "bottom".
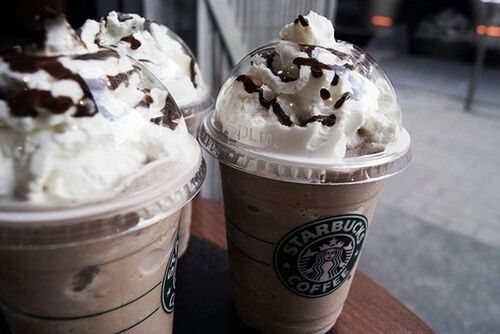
[
  {"left": 161, "top": 230, "right": 179, "bottom": 314},
  {"left": 273, "top": 215, "right": 368, "bottom": 298}
]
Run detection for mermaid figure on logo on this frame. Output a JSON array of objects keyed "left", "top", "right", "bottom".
[{"left": 299, "top": 238, "right": 353, "bottom": 282}]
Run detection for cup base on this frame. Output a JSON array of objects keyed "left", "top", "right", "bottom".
[{"left": 235, "top": 301, "right": 340, "bottom": 334}]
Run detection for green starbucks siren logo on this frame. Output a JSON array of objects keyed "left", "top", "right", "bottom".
[
  {"left": 162, "top": 230, "right": 179, "bottom": 314},
  {"left": 274, "top": 215, "right": 368, "bottom": 298}
]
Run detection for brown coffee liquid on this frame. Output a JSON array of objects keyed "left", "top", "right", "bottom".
[{"left": 220, "top": 163, "right": 383, "bottom": 334}]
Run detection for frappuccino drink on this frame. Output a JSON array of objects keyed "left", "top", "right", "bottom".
[
  {"left": 81, "top": 11, "right": 213, "bottom": 256},
  {"left": 0, "top": 12, "right": 205, "bottom": 334},
  {"left": 200, "top": 11, "right": 411, "bottom": 334}
]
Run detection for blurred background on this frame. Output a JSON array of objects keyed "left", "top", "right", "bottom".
[{"left": 1, "top": 0, "right": 499, "bottom": 333}]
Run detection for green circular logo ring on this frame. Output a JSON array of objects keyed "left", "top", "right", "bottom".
[
  {"left": 273, "top": 214, "right": 368, "bottom": 298},
  {"left": 162, "top": 231, "right": 179, "bottom": 314}
]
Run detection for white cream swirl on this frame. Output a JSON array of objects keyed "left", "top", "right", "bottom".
[
  {"left": 0, "top": 14, "right": 199, "bottom": 202},
  {"left": 214, "top": 11, "right": 405, "bottom": 161},
  {"left": 80, "top": 11, "right": 209, "bottom": 107}
]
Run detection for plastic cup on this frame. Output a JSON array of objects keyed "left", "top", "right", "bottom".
[
  {"left": 0, "top": 46, "right": 206, "bottom": 334},
  {"left": 120, "top": 26, "right": 214, "bottom": 258},
  {"left": 219, "top": 164, "right": 383, "bottom": 333},
  {"left": 0, "top": 159, "right": 206, "bottom": 334},
  {"left": 177, "top": 97, "right": 213, "bottom": 257},
  {"left": 198, "top": 38, "right": 411, "bottom": 333}
]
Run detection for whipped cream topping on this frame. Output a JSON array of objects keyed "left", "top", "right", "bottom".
[
  {"left": 81, "top": 11, "right": 209, "bottom": 108},
  {"left": 279, "top": 11, "right": 336, "bottom": 49},
  {"left": 214, "top": 11, "right": 405, "bottom": 161},
  {"left": 0, "top": 13, "right": 200, "bottom": 202},
  {"left": 26, "top": 11, "right": 88, "bottom": 57}
]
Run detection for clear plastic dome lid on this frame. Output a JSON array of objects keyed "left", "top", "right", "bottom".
[
  {"left": 200, "top": 38, "right": 411, "bottom": 184},
  {"left": 88, "top": 11, "right": 213, "bottom": 118},
  {"left": 0, "top": 12, "right": 204, "bottom": 219}
]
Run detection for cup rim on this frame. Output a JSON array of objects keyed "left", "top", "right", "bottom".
[
  {"left": 199, "top": 110, "right": 411, "bottom": 185},
  {"left": 180, "top": 94, "right": 215, "bottom": 119},
  {"left": 0, "top": 147, "right": 206, "bottom": 226}
]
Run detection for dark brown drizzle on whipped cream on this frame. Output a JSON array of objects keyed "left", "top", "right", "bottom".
[
  {"left": 294, "top": 15, "right": 309, "bottom": 27},
  {"left": 189, "top": 58, "right": 198, "bottom": 88},
  {"left": 150, "top": 94, "right": 181, "bottom": 130},
  {"left": 334, "top": 92, "right": 351, "bottom": 109},
  {"left": 73, "top": 49, "right": 118, "bottom": 61},
  {"left": 121, "top": 35, "right": 141, "bottom": 50},
  {"left": 236, "top": 75, "right": 293, "bottom": 127},
  {"left": 331, "top": 73, "right": 339, "bottom": 86},
  {"left": 106, "top": 69, "right": 137, "bottom": 90},
  {"left": 236, "top": 75, "right": 338, "bottom": 127},
  {"left": 299, "top": 44, "right": 349, "bottom": 60},
  {"left": 299, "top": 114, "right": 336, "bottom": 127},
  {"left": 0, "top": 52, "right": 104, "bottom": 117},
  {"left": 8, "top": 90, "right": 73, "bottom": 117},
  {"left": 293, "top": 57, "right": 331, "bottom": 78},
  {"left": 262, "top": 51, "right": 300, "bottom": 82}
]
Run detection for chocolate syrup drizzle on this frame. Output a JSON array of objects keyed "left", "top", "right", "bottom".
[
  {"left": 150, "top": 94, "right": 182, "bottom": 130},
  {"left": 236, "top": 75, "right": 293, "bottom": 126},
  {"left": 135, "top": 94, "right": 154, "bottom": 108},
  {"left": 233, "top": 39, "right": 364, "bottom": 128},
  {"left": 331, "top": 73, "right": 339, "bottom": 86},
  {"left": 294, "top": 15, "right": 309, "bottom": 27},
  {"left": 261, "top": 51, "right": 299, "bottom": 83},
  {"left": 0, "top": 49, "right": 147, "bottom": 119},
  {"left": 73, "top": 49, "right": 119, "bottom": 61},
  {"left": 106, "top": 69, "right": 137, "bottom": 90},
  {"left": 189, "top": 58, "right": 198, "bottom": 88},
  {"left": 120, "top": 35, "right": 141, "bottom": 50},
  {"left": 7, "top": 89, "right": 73, "bottom": 117},
  {"left": 0, "top": 52, "right": 100, "bottom": 118},
  {"left": 292, "top": 57, "right": 331, "bottom": 78},
  {"left": 299, "top": 44, "right": 349, "bottom": 60},
  {"left": 0, "top": 12, "right": 181, "bottom": 132},
  {"left": 236, "top": 75, "right": 340, "bottom": 128},
  {"left": 334, "top": 92, "right": 351, "bottom": 109}
]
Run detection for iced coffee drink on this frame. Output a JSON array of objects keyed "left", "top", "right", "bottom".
[
  {"left": 0, "top": 12, "right": 205, "bottom": 334},
  {"left": 200, "top": 11, "right": 411, "bottom": 334},
  {"left": 81, "top": 11, "right": 213, "bottom": 256}
]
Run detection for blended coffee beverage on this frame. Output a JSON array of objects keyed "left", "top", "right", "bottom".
[
  {"left": 199, "top": 11, "right": 411, "bottom": 334},
  {"left": 0, "top": 13, "right": 205, "bottom": 334},
  {"left": 81, "top": 11, "right": 214, "bottom": 256}
]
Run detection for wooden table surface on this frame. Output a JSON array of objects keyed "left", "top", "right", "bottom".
[{"left": 191, "top": 198, "right": 434, "bottom": 334}]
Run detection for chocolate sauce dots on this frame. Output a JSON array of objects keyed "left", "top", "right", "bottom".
[
  {"left": 237, "top": 75, "right": 340, "bottom": 128},
  {"left": 320, "top": 88, "right": 331, "bottom": 100},
  {"left": 294, "top": 15, "right": 309, "bottom": 27},
  {"left": 331, "top": 73, "right": 339, "bottom": 86},
  {"left": 235, "top": 35, "right": 362, "bottom": 127}
]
